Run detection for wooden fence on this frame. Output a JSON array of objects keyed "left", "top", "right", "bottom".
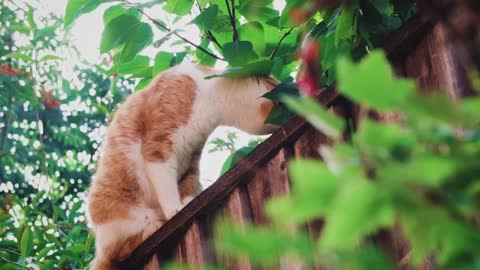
[{"left": 119, "top": 1, "right": 478, "bottom": 269}]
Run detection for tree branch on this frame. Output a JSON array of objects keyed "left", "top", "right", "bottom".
[
  {"left": 270, "top": 27, "right": 295, "bottom": 59},
  {"left": 123, "top": 0, "right": 224, "bottom": 61},
  {"left": 196, "top": 0, "right": 223, "bottom": 49},
  {"left": 225, "top": 0, "right": 239, "bottom": 41},
  {"left": 0, "top": 97, "right": 11, "bottom": 153}
]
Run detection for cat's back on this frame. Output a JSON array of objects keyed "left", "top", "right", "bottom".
[
  {"left": 89, "top": 64, "right": 207, "bottom": 212},
  {"left": 96, "top": 62, "right": 211, "bottom": 171}
]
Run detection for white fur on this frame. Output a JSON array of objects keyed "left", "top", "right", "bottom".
[
  {"left": 94, "top": 207, "right": 161, "bottom": 252},
  {"left": 144, "top": 158, "right": 182, "bottom": 219}
]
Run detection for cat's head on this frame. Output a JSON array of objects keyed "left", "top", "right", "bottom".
[{"left": 220, "top": 76, "right": 280, "bottom": 135}]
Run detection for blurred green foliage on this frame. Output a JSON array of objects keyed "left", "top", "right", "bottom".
[{"left": 216, "top": 51, "right": 480, "bottom": 269}]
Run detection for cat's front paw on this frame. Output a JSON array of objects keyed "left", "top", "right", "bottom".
[{"left": 164, "top": 207, "right": 182, "bottom": 219}]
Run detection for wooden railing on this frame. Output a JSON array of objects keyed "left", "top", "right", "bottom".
[{"left": 119, "top": 1, "right": 474, "bottom": 268}]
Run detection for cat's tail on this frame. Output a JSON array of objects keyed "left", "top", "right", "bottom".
[
  {"left": 89, "top": 256, "right": 114, "bottom": 270},
  {"left": 90, "top": 231, "right": 143, "bottom": 270},
  {"left": 90, "top": 221, "right": 163, "bottom": 270}
]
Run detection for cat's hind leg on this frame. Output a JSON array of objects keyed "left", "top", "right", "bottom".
[
  {"left": 91, "top": 207, "right": 163, "bottom": 270},
  {"left": 179, "top": 152, "right": 201, "bottom": 206}
]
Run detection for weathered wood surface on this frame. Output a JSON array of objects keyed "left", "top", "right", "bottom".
[{"left": 119, "top": 3, "right": 475, "bottom": 268}]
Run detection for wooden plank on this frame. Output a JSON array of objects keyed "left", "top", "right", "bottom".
[
  {"left": 293, "top": 126, "right": 330, "bottom": 159},
  {"left": 404, "top": 22, "right": 470, "bottom": 98},
  {"left": 171, "top": 243, "right": 184, "bottom": 265},
  {"left": 246, "top": 147, "right": 293, "bottom": 225},
  {"left": 215, "top": 187, "right": 253, "bottom": 270},
  {"left": 180, "top": 221, "right": 207, "bottom": 267},
  {"left": 383, "top": 13, "right": 437, "bottom": 65},
  {"left": 245, "top": 147, "right": 303, "bottom": 270}
]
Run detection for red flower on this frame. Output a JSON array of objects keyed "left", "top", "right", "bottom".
[
  {"left": 40, "top": 89, "right": 61, "bottom": 109},
  {"left": 0, "top": 63, "right": 21, "bottom": 77},
  {"left": 8, "top": 68, "right": 21, "bottom": 76},
  {"left": 297, "top": 72, "right": 317, "bottom": 97},
  {"left": 302, "top": 39, "right": 320, "bottom": 63}
]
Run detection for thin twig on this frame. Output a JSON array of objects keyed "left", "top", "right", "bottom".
[
  {"left": 206, "top": 32, "right": 223, "bottom": 49},
  {"left": 225, "top": 0, "right": 239, "bottom": 41},
  {"left": 0, "top": 256, "right": 33, "bottom": 270},
  {"left": 0, "top": 247, "right": 21, "bottom": 256},
  {"left": 195, "top": 0, "right": 223, "bottom": 49},
  {"left": 123, "top": 0, "right": 224, "bottom": 60},
  {"left": 270, "top": 27, "right": 295, "bottom": 59}
]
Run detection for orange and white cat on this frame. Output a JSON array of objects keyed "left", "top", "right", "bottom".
[{"left": 87, "top": 63, "right": 278, "bottom": 269}]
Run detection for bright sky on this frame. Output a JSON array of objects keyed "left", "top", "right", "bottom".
[{"left": 35, "top": 0, "right": 269, "bottom": 188}]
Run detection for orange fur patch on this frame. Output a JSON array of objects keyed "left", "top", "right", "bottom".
[
  {"left": 88, "top": 73, "right": 196, "bottom": 224},
  {"left": 260, "top": 101, "right": 274, "bottom": 119}
]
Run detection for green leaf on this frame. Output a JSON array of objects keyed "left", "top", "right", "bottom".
[
  {"left": 118, "top": 22, "right": 154, "bottom": 62},
  {"left": 222, "top": 41, "right": 258, "bottom": 67},
  {"left": 262, "top": 82, "right": 300, "bottom": 101},
  {"left": 65, "top": 0, "right": 116, "bottom": 28},
  {"left": 109, "top": 55, "right": 151, "bottom": 77},
  {"left": 191, "top": 4, "right": 218, "bottom": 30},
  {"left": 335, "top": 3, "right": 359, "bottom": 47},
  {"left": 103, "top": 4, "right": 141, "bottom": 24},
  {"left": 164, "top": 0, "right": 194, "bottom": 16},
  {"left": 264, "top": 105, "right": 295, "bottom": 125},
  {"left": 404, "top": 93, "right": 472, "bottom": 126},
  {"left": 27, "top": 7, "right": 36, "bottom": 29},
  {"left": 378, "top": 155, "right": 457, "bottom": 187},
  {"left": 321, "top": 177, "right": 395, "bottom": 250},
  {"left": 205, "top": 59, "right": 273, "bottom": 79},
  {"left": 136, "top": 77, "right": 153, "bottom": 91},
  {"left": 39, "top": 54, "right": 63, "bottom": 62},
  {"left": 216, "top": 221, "right": 311, "bottom": 264},
  {"left": 32, "top": 191, "right": 46, "bottom": 206},
  {"left": 283, "top": 96, "right": 344, "bottom": 139},
  {"left": 237, "top": 0, "right": 278, "bottom": 22},
  {"left": 220, "top": 146, "right": 255, "bottom": 175},
  {"left": 2, "top": 52, "right": 33, "bottom": 62},
  {"left": 153, "top": 52, "right": 175, "bottom": 75},
  {"left": 37, "top": 245, "right": 56, "bottom": 260},
  {"left": 356, "top": 119, "right": 414, "bottom": 162},
  {"left": 20, "top": 227, "right": 34, "bottom": 258},
  {"left": 238, "top": 22, "right": 265, "bottom": 55},
  {"left": 262, "top": 82, "right": 300, "bottom": 125},
  {"left": 337, "top": 50, "right": 415, "bottom": 111},
  {"left": 267, "top": 160, "right": 339, "bottom": 223},
  {"left": 8, "top": 24, "right": 31, "bottom": 35},
  {"left": 462, "top": 97, "right": 480, "bottom": 124},
  {"left": 196, "top": 38, "right": 217, "bottom": 67},
  {"left": 370, "top": 0, "right": 394, "bottom": 14},
  {"left": 100, "top": 15, "right": 149, "bottom": 54}
]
